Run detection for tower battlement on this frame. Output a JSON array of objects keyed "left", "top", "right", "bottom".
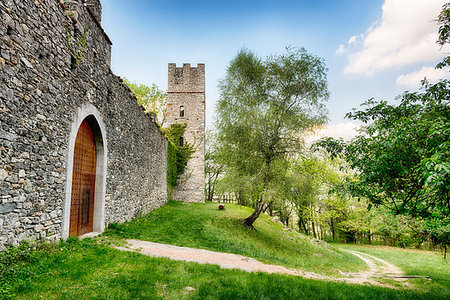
[{"left": 168, "top": 63, "right": 205, "bottom": 93}]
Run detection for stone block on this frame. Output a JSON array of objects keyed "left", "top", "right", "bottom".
[{"left": 0, "top": 203, "right": 15, "bottom": 214}]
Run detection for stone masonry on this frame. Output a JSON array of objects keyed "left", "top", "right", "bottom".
[
  {"left": 0, "top": 0, "right": 167, "bottom": 249},
  {"left": 166, "top": 63, "right": 205, "bottom": 202}
]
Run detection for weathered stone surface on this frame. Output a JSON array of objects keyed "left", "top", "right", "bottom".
[
  {"left": 34, "top": 224, "right": 43, "bottom": 232},
  {"left": 0, "top": 131, "right": 17, "bottom": 142},
  {"left": 0, "top": 203, "right": 15, "bottom": 214},
  {"left": 0, "top": 0, "right": 168, "bottom": 249},
  {"left": 20, "top": 57, "right": 33, "bottom": 68},
  {"left": 0, "top": 169, "right": 7, "bottom": 181},
  {"left": 23, "top": 179, "right": 32, "bottom": 194}
]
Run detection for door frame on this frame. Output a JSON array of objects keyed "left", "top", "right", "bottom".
[{"left": 62, "top": 103, "right": 107, "bottom": 239}]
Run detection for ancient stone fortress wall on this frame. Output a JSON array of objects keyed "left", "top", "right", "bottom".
[
  {"left": 166, "top": 63, "right": 205, "bottom": 202},
  {"left": 0, "top": 0, "right": 167, "bottom": 249}
]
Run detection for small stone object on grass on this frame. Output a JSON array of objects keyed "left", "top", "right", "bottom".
[
  {"left": 218, "top": 204, "right": 225, "bottom": 210},
  {"left": 183, "top": 286, "right": 196, "bottom": 295},
  {"left": 310, "top": 238, "right": 332, "bottom": 248}
]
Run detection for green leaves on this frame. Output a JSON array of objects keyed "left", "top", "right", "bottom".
[
  {"left": 436, "top": 3, "right": 450, "bottom": 69},
  {"left": 122, "top": 79, "right": 167, "bottom": 126},
  {"left": 65, "top": 26, "right": 87, "bottom": 68},
  {"left": 166, "top": 123, "right": 195, "bottom": 189},
  {"left": 318, "top": 80, "right": 450, "bottom": 250},
  {"left": 216, "top": 47, "right": 329, "bottom": 225},
  {"left": 437, "top": 3, "right": 450, "bottom": 47}
]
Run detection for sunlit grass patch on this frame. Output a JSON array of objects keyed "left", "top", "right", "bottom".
[
  {"left": 104, "top": 201, "right": 363, "bottom": 274},
  {"left": 336, "top": 244, "right": 450, "bottom": 297},
  {"left": 2, "top": 238, "right": 444, "bottom": 299}
]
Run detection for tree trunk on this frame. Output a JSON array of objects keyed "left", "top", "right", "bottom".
[
  {"left": 330, "top": 218, "right": 335, "bottom": 241},
  {"left": 298, "top": 218, "right": 309, "bottom": 235},
  {"left": 263, "top": 204, "right": 273, "bottom": 216},
  {"left": 237, "top": 190, "right": 246, "bottom": 206},
  {"left": 302, "top": 220, "right": 309, "bottom": 235},
  {"left": 207, "top": 181, "right": 211, "bottom": 201},
  {"left": 243, "top": 201, "right": 266, "bottom": 228},
  {"left": 311, "top": 221, "right": 317, "bottom": 239},
  {"left": 207, "top": 183, "right": 215, "bottom": 202}
]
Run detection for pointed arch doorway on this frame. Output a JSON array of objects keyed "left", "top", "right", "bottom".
[{"left": 69, "top": 120, "right": 96, "bottom": 236}]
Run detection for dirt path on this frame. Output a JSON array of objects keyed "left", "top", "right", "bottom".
[
  {"left": 115, "top": 239, "right": 409, "bottom": 288},
  {"left": 339, "top": 250, "right": 408, "bottom": 287}
]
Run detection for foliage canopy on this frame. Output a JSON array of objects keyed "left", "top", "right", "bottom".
[
  {"left": 436, "top": 3, "right": 450, "bottom": 69},
  {"left": 315, "top": 80, "right": 450, "bottom": 252},
  {"left": 216, "top": 47, "right": 329, "bottom": 226}
]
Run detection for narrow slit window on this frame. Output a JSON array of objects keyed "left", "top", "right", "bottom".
[
  {"left": 180, "top": 136, "right": 184, "bottom": 147},
  {"left": 180, "top": 106, "right": 185, "bottom": 118}
]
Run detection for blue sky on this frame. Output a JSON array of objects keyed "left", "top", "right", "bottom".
[{"left": 101, "top": 0, "right": 448, "bottom": 137}]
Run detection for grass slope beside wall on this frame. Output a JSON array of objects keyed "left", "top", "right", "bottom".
[
  {"left": 2, "top": 201, "right": 448, "bottom": 299},
  {"left": 105, "top": 201, "right": 364, "bottom": 274},
  {"left": 2, "top": 238, "right": 443, "bottom": 299}
]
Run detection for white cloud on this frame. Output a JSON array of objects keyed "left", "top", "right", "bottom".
[
  {"left": 335, "top": 35, "right": 363, "bottom": 55},
  {"left": 343, "top": 0, "right": 448, "bottom": 75},
  {"left": 396, "top": 66, "right": 450, "bottom": 87},
  {"left": 335, "top": 44, "right": 345, "bottom": 55},
  {"left": 305, "top": 122, "right": 361, "bottom": 144},
  {"left": 347, "top": 35, "right": 358, "bottom": 47}
]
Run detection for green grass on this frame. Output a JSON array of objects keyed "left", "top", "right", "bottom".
[
  {"left": 104, "top": 201, "right": 364, "bottom": 275},
  {"left": 335, "top": 244, "right": 450, "bottom": 297},
  {"left": 1, "top": 238, "right": 444, "bottom": 300},
  {"left": 2, "top": 201, "right": 448, "bottom": 299}
]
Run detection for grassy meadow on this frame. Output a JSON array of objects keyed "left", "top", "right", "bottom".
[
  {"left": 1, "top": 201, "right": 448, "bottom": 299},
  {"left": 336, "top": 243, "right": 450, "bottom": 297},
  {"left": 105, "top": 201, "right": 364, "bottom": 274}
]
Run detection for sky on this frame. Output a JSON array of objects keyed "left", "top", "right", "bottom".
[{"left": 100, "top": 0, "right": 449, "bottom": 139}]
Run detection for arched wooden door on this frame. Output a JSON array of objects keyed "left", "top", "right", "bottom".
[{"left": 69, "top": 120, "right": 96, "bottom": 236}]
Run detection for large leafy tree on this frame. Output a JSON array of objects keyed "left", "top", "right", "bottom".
[
  {"left": 316, "top": 80, "right": 450, "bottom": 253},
  {"left": 345, "top": 82, "right": 449, "bottom": 215},
  {"left": 216, "top": 47, "right": 329, "bottom": 227}
]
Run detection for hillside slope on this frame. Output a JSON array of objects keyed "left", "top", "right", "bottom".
[
  {"left": 3, "top": 201, "right": 446, "bottom": 299},
  {"left": 105, "top": 201, "right": 364, "bottom": 274}
]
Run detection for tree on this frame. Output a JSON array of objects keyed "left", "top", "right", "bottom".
[
  {"left": 123, "top": 78, "right": 167, "bottom": 126},
  {"left": 436, "top": 3, "right": 450, "bottom": 69},
  {"left": 216, "top": 47, "right": 329, "bottom": 227},
  {"left": 205, "top": 130, "right": 223, "bottom": 202},
  {"left": 288, "top": 154, "right": 328, "bottom": 237},
  {"left": 288, "top": 151, "right": 357, "bottom": 241},
  {"left": 316, "top": 80, "right": 450, "bottom": 254}
]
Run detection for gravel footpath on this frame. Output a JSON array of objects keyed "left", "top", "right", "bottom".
[{"left": 115, "top": 239, "right": 409, "bottom": 288}]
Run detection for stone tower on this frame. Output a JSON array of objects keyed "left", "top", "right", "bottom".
[{"left": 166, "top": 63, "right": 206, "bottom": 202}]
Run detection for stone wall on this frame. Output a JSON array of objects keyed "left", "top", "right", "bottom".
[
  {"left": 0, "top": 0, "right": 167, "bottom": 249},
  {"left": 166, "top": 63, "right": 205, "bottom": 202}
]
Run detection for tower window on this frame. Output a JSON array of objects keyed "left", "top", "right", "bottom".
[
  {"left": 180, "top": 106, "right": 185, "bottom": 118},
  {"left": 180, "top": 136, "right": 184, "bottom": 147}
]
